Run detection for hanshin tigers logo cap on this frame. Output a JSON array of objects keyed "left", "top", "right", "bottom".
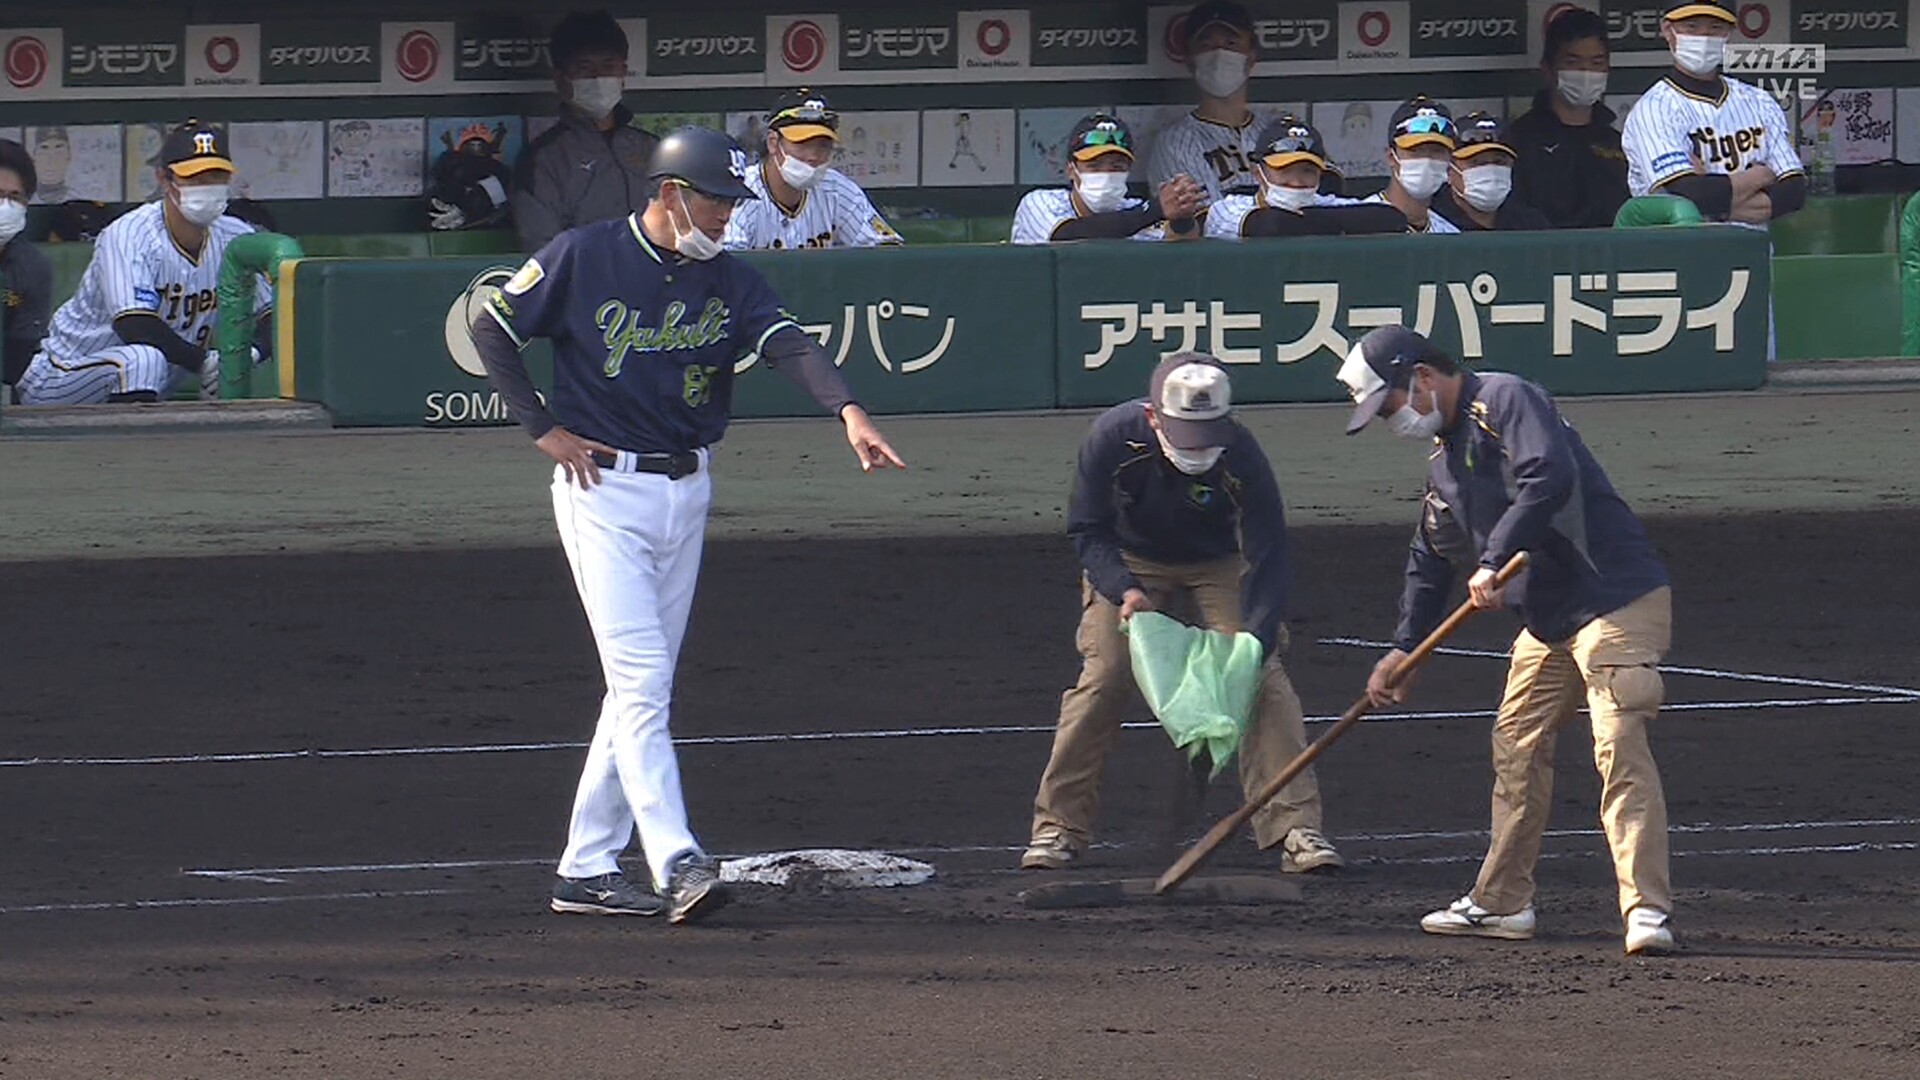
[
  {"left": 161, "top": 120, "right": 233, "bottom": 178},
  {"left": 1664, "top": 0, "right": 1736, "bottom": 23},
  {"left": 1149, "top": 353, "right": 1235, "bottom": 449}
]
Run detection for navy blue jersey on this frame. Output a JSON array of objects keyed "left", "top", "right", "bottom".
[{"left": 484, "top": 215, "right": 799, "bottom": 453}]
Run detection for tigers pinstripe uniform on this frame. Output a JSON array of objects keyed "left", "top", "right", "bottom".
[
  {"left": 722, "top": 164, "right": 902, "bottom": 251},
  {"left": 1622, "top": 76, "right": 1802, "bottom": 204},
  {"left": 1011, "top": 188, "right": 1165, "bottom": 244},
  {"left": 1147, "top": 110, "right": 1270, "bottom": 206},
  {"left": 1362, "top": 192, "right": 1460, "bottom": 234},
  {"left": 16, "top": 202, "right": 266, "bottom": 404},
  {"left": 1203, "top": 192, "right": 1366, "bottom": 240}
]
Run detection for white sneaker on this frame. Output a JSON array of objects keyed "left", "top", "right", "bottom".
[
  {"left": 1421, "top": 895, "right": 1537, "bottom": 940},
  {"left": 1624, "top": 906, "right": 1677, "bottom": 955},
  {"left": 1279, "top": 827, "right": 1346, "bottom": 873},
  {"left": 1020, "top": 831, "right": 1083, "bottom": 870}
]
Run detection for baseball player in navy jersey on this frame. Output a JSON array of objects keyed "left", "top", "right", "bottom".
[
  {"left": 16, "top": 122, "right": 269, "bottom": 406},
  {"left": 723, "top": 90, "right": 902, "bottom": 251},
  {"left": 1364, "top": 97, "right": 1461, "bottom": 235},
  {"left": 1621, "top": 0, "right": 1805, "bottom": 226},
  {"left": 1204, "top": 116, "right": 1408, "bottom": 240},
  {"left": 1011, "top": 114, "right": 1204, "bottom": 244},
  {"left": 1147, "top": 0, "right": 1267, "bottom": 213},
  {"left": 472, "top": 127, "right": 904, "bottom": 924}
]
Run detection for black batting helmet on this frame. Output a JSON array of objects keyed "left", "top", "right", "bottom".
[{"left": 648, "top": 126, "right": 756, "bottom": 201}]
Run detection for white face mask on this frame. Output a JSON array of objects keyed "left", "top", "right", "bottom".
[
  {"left": 1264, "top": 184, "right": 1317, "bottom": 211},
  {"left": 1394, "top": 157, "right": 1447, "bottom": 201},
  {"left": 176, "top": 184, "right": 229, "bottom": 226},
  {"left": 1672, "top": 33, "right": 1724, "bottom": 77},
  {"left": 1155, "top": 429, "right": 1224, "bottom": 475},
  {"left": 1193, "top": 49, "right": 1249, "bottom": 99},
  {"left": 1387, "top": 388, "right": 1445, "bottom": 440},
  {"left": 1075, "top": 171, "right": 1129, "bottom": 213},
  {"left": 570, "top": 75, "right": 624, "bottom": 119},
  {"left": 0, "top": 198, "right": 25, "bottom": 243},
  {"left": 667, "top": 188, "right": 722, "bottom": 261},
  {"left": 776, "top": 147, "right": 824, "bottom": 191},
  {"left": 1556, "top": 69, "right": 1608, "bottom": 108},
  {"left": 1460, "top": 164, "right": 1513, "bottom": 213}
]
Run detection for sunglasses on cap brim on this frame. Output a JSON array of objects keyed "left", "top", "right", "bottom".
[
  {"left": 1393, "top": 114, "right": 1454, "bottom": 139},
  {"left": 773, "top": 103, "right": 838, "bottom": 128},
  {"left": 1076, "top": 125, "right": 1131, "bottom": 150}
]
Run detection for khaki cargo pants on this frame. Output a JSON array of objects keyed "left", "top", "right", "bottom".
[
  {"left": 1029, "top": 553, "right": 1322, "bottom": 850},
  {"left": 1472, "top": 586, "right": 1675, "bottom": 922}
]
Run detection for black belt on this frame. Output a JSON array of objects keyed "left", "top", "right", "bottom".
[{"left": 590, "top": 449, "right": 701, "bottom": 479}]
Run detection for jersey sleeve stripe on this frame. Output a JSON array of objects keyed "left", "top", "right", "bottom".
[
  {"left": 754, "top": 318, "right": 801, "bottom": 354},
  {"left": 482, "top": 301, "right": 529, "bottom": 350}
]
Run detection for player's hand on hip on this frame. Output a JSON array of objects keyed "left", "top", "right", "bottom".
[
  {"left": 536, "top": 426, "right": 615, "bottom": 489},
  {"left": 1367, "top": 648, "right": 1414, "bottom": 707},
  {"left": 1118, "top": 587, "right": 1154, "bottom": 624},
  {"left": 840, "top": 404, "right": 906, "bottom": 472}
]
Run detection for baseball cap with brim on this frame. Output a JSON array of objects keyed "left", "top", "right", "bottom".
[
  {"left": 1453, "top": 112, "right": 1511, "bottom": 159},
  {"left": 1256, "top": 118, "right": 1326, "bottom": 170},
  {"left": 1665, "top": 0, "right": 1736, "bottom": 22},
  {"left": 1183, "top": 0, "right": 1256, "bottom": 42},
  {"left": 769, "top": 91, "right": 840, "bottom": 143},
  {"left": 161, "top": 122, "right": 233, "bottom": 178},
  {"left": 1336, "top": 325, "right": 1448, "bottom": 434},
  {"left": 1069, "top": 114, "right": 1135, "bottom": 162},
  {"left": 1150, "top": 353, "right": 1235, "bottom": 450}
]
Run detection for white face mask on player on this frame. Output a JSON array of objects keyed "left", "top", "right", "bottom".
[
  {"left": 666, "top": 185, "right": 723, "bottom": 261},
  {"left": 0, "top": 198, "right": 25, "bottom": 243},
  {"left": 1192, "top": 49, "right": 1249, "bottom": 99},
  {"left": 175, "top": 183, "right": 229, "bottom": 227},
  {"left": 1672, "top": 33, "right": 1725, "bottom": 77},
  {"left": 1074, "top": 170, "right": 1129, "bottom": 214},
  {"left": 775, "top": 146, "right": 825, "bottom": 191}
]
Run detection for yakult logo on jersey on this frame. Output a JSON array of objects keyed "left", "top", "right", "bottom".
[
  {"left": 5, "top": 35, "right": 50, "bottom": 89},
  {"left": 595, "top": 297, "right": 732, "bottom": 377}
]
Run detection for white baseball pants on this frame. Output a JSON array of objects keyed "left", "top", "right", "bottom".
[
  {"left": 15, "top": 344, "right": 211, "bottom": 405},
  {"left": 552, "top": 451, "right": 712, "bottom": 890}
]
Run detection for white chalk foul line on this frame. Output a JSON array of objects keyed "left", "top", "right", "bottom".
[
  {"left": 0, "top": 888, "right": 462, "bottom": 915},
  {"left": 1384, "top": 840, "right": 1920, "bottom": 866},
  {"left": 178, "top": 816, "right": 1920, "bottom": 883},
  {"left": 3, "top": 696, "right": 1911, "bottom": 770},
  {"left": 1317, "top": 637, "right": 1920, "bottom": 699}
]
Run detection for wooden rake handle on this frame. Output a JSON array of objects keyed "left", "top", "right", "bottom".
[{"left": 1153, "top": 550, "right": 1529, "bottom": 895}]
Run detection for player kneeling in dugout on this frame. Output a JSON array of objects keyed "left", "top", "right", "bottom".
[
  {"left": 1204, "top": 115, "right": 1410, "bottom": 240},
  {"left": 1429, "top": 112, "right": 1554, "bottom": 232},
  {"left": 1022, "top": 354, "right": 1345, "bottom": 877},
  {"left": 722, "top": 89, "right": 903, "bottom": 251},
  {"left": 1010, "top": 113, "right": 1205, "bottom": 244},
  {"left": 14, "top": 121, "right": 271, "bottom": 406},
  {"left": 1338, "top": 325, "right": 1678, "bottom": 956}
]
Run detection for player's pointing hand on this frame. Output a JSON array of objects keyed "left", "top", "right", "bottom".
[
  {"left": 840, "top": 404, "right": 905, "bottom": 472},
  {"left": 536, "top": 426, "right": 616, "bottom": 489}
]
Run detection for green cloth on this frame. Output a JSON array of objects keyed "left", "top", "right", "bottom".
[
  {"left": 1122, "top": 611, "right": 1263, "bottom": 776},
  {"left": 1613, "top": 194, "right": 1704, "bottom": 228},
  {"left": 1900, "top": 191, "right": 1920, "bottom": 356}
]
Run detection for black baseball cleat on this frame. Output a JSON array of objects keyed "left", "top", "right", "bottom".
[
  {"left": 550, "top": 872, "right": 666, "bottom": 916},
  {"left": 665, "top": 853, "right": 731, "bottom": 924}
]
